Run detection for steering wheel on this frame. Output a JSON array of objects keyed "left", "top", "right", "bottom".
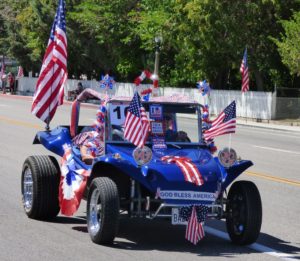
[{"left": 176, "top": 131, "right": 191, "bottom": 142}]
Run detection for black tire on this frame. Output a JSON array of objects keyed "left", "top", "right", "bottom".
[
  {"left": 226, "top": 180, "right": 262, "bottom": 245},
  {"left": 87, "top": 177, "right": 120, "bottom": 245},
  {"left": 21, "top": 155, "right": 60, "bottom": 220}
]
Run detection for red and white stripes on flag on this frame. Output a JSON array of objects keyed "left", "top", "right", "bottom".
[
  {"left": 185, "top": 206, "right": 205, "bottom": 245},
  {"left": 203, "top": 101, "right": 236, "bottom": 141},
  {"left": 16, "top": 66, "right": 24, "bottom": 79},
  {"left": 240, "top": 48, "right": 249, "bottom": 92},
  {"left": 31, "top": 0, "right": 67, "bottom": 123},
  {"left": 124, "top": 92, "right": 149, "bottom": 148},
  {"left": 161, "top": 156, "right": 204, "bottom": 186}
]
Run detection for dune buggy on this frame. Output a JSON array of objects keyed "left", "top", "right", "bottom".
[{"left": 21, "top": 89, "right": 262, "bottom": 245}]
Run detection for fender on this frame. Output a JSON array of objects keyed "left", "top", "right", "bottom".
[{"left": 33, "top": 126, "right": 72, "bottom": 157}]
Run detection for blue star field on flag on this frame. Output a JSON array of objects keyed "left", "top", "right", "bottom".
[{"left": 179, "top": 205, "right": 210, "bottom": 223}]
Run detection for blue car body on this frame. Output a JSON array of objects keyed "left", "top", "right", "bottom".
[{"left": 34, "top": 118, "right": 252, "bottom": 207}]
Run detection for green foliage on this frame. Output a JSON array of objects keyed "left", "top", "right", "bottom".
[
  {"left": 0, "top": 0, "right": 299, "bottom": 89},
  {"left": 274, "top": 11, "right": 300, "bottom": 76}
]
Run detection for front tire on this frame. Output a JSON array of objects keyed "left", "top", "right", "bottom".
[
  {"left": 87, "top": 177, "right": 120, "bottom": 245},
  {"left": 21, "top": 155, "right": 60, "bottom": 219},
  {"left": 226, "top": 180, "right": 262, "bottom": 245}
]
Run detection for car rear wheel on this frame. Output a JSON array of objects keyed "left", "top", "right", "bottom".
[
  {"left": 21, "top": 155, "right": 60, "bottom": 219},
  {"left": 87, "top": 177, "right": 120, "bottom": 245},
  {"left": 226, "top": 180, "right": 262, "bottom": 245}
]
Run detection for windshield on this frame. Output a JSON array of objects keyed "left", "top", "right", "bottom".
[{"left": 107, "top": 101, "right": 203, "bottom": 144}]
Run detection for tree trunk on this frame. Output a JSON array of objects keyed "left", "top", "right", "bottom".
[{"left": 253, "top": 69, "right": 264, "bottom": 91}]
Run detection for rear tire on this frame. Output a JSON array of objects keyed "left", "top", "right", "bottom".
[
  {"left": 87, "top": 177, "right": 120, "bottom": 245},
  {"left": 226, "top": 180, "right": 262, "bottom": 245},
  {"left": 21, "top": 155, "right": 60, "bottom": 219}
]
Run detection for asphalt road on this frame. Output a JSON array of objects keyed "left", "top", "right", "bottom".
[{"left": 0, "top": 94, "right": 299, "bottom": 261}]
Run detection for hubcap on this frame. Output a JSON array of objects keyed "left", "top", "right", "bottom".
[
  {"left": 23, "top": 167, "right": 33, "bottom": 211},
  {"left": 89, "top": 188, "right": 102, "bottom": 236}
]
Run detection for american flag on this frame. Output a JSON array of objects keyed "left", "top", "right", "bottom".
[
  {"left": 203, "top": 101, "right": 236, "bottom": 141},
  {"left": 240, "top": 48, "right": 249, "bottom": 92},
  {"left": 16, "top": 66, "right": 24, "bottom": 79},
  {"left": 31, "top": 0, "right": 67, "bottom": 123},
  {"left": 181, "top": 205, "right": 209, "bottom": 244},
  {"left": 124, "top": 92, "right": 149, "bottom": 148}
]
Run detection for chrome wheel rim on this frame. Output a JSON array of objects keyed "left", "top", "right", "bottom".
[
  {"left": 23, "top": 167, "right": 33, "bottom": 211},
  {"left": 89, "top": 188, "right": 102, "bottom": 236}
]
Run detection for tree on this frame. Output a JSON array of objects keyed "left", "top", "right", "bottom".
[{"left": 275, "top": 11, "right": 300, "bottom": 76}]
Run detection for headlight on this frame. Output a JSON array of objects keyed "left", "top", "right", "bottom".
[
  {"left": 133, "top": 146, "right": 153, "bottom": 166},
  {"left": 218, "top": 147, "right": 237, "bottom": 168}
]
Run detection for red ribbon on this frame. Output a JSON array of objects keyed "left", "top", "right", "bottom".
[{"left": 161, "top": 156, "right": 204, "bottom": 186}]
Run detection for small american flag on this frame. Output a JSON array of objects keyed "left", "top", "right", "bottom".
[
  {"left": 124, "top": 92, "right": 149, "bottom": 148},
  {"left": 183, "top": 205, "right": 209, "bottom": 244},
  {"left": 203, "top": 101, "right": 236, "bottom": 141},
  {"left": 31, "top": 0, "right": 67, "bottom": 123},
  {"left": 240, "top": 48, "right": 249, "bottom": 92},
  {"left": 16, "top": 66, "right": 24, "bottom": 79}
]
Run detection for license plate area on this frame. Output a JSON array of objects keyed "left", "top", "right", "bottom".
[{"left": 171, "top": 208, "right": 187, "bottom": 225}]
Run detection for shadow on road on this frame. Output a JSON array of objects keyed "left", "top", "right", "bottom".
[{"left": 69, "top": 217, "right": 299, "bottom": 258}]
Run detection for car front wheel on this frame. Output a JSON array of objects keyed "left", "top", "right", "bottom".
[
  {"left": 87, "top": 177, "right": 120, "bottom": 245},
  {"left": 21, "top": 155, "right": 60, "bottom": 219},
  {"left": 226, "top": 180, "right": 262, "bottom": 245}
]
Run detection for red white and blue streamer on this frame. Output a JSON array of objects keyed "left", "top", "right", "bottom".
[
  {"left": 134, "top": 70, "right": 159, "bottom": 97},
  {"left": 59, "top": 145, "right": 91, "bottom": 216}
]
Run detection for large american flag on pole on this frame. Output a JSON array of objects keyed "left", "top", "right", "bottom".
[
  {"left": 124, "top": 92, "right": 149, "bottom": 148},
  {"left": 240, "top": 48, "right": 249, "bottom": 92},
  {"left": 31, "top": 0, "right": 67, "bottom": 123},
  {"left": 203, "top": 101, "right": 236, "bottom": 141}
]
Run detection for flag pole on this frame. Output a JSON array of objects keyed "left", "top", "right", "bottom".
[{"left": 46, "top": 63, "right": 55, "bottom": 131}]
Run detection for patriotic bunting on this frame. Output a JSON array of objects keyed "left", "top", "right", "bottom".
[{"left": 59, "top": 145, "right": 90, "bottom": 216}]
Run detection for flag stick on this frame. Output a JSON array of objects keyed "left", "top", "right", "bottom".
[
  {"left": 245, "top": 92, "right": 248, "bottom": 123},
  {"left": 228, "top": 133, "right": 232, "bottom": 151}
]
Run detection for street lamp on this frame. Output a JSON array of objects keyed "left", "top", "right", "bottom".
[
  {"left": 153, "top": 35, "right": 162, "bottom": 96},
  {"left": 153, "top": 35, "right": 162, "bottom": 77}
]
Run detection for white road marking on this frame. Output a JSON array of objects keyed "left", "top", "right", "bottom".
[
  {"left": 252, "top": 145, "right": 300, "bottom": 155},
  {"left": 239, "top": 126, "right": 300, "bottom": 139},
  {"left": 205, "top": 226, "right": 298, "bottom": 261}
]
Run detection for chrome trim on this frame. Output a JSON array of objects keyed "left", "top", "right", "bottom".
[
  {"left": 146, "top": 203, "right": 223, "bottom": 220},
  {"left": 88, "top": 188, "right": 101, "bottom": 236},
  {"left": 23, "top": 167, "right": 33, "bottom": 211}
]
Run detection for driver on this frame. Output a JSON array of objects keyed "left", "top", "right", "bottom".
[
  {"left": 164, "top": 115, "right": 177, "bottom": 141},
  {"left": 164, "top": 115, "right": 190, "bottom": 142}
]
